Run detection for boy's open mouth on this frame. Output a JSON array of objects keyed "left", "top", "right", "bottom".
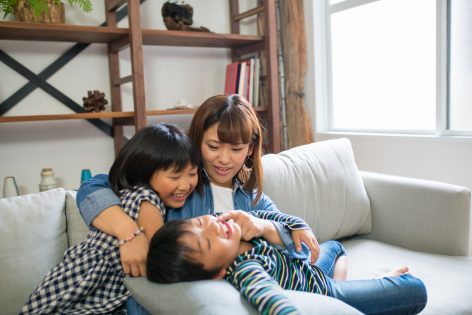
[{"left": 222, "top": 220, "right": 232, "bottom": 238}]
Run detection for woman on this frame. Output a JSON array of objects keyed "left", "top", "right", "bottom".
[{"left": 77, "top": 94, "right": 326, "bottom": 313}]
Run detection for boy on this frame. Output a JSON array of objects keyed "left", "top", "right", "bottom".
[{"left": 147, "top": 210, "right": 427, "bottom": 315}]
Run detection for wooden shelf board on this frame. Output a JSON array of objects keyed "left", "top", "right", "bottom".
[
  {"left": 142, "top": 29, "right": 263, "bottom": 48},
  {"left": 0, "top": 22, "right": 263, "bottom": 48},
  {"left": 0, "top": 21, "right": 127, "bottom": 43},
  {"left": 0, "top": 108, "right": 196, "bottom": 123}
]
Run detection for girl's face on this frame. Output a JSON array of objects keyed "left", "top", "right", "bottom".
[
  {"left": 201, "top": 123, "right": 253, "bottom": 188},
  {"left": 181, "top": 215, "right": 242, "bottom": 272},
  {"left": 149, "top": 163, "right": 198, "bottom": 208}
]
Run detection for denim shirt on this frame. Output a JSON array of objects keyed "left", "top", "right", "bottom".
[{"left": 76, "top": 174, "right": 306, "bottom": 257}]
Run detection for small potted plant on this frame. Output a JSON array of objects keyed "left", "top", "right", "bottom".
[{"left": 1, "top": 0, "right": 92, "bottom": 23}]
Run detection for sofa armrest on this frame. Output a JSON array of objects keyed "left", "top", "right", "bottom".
[{"left": 360, "top": 171, "right": 471, "bottom": 256}]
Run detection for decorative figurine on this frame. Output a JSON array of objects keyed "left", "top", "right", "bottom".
[
  {"left": 82, "top": 90, "right": 108, "bottom": 112},
  {"left": 161, "top": 1, "right": 210, "bottom": 32}
]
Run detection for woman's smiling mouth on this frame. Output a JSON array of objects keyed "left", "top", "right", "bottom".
[{"left": 214, "top": 165, "right": 231, "bottom": 176}]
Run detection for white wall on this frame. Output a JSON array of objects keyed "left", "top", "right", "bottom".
[
  {"left": 2, "top": 0, "right": 472, "bottom": 199},
  {"left": 0, "top": 0, "right": 234, "bottom": 194}
]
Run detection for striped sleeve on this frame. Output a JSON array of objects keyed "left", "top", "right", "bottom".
[
  {"left": 250, "top": 210, "right": 309, "bottom": 231},
  {"left": 227, "top": 260, "right": 300, "bottom": 315}
]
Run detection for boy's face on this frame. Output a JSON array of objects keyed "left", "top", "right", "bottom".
[{"left": 181, "top": 215, "right": 242, "bottom": 274}]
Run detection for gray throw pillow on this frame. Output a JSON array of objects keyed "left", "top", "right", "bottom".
[{"left": 125, "top": 277, "right": 362, "bottom": 315}]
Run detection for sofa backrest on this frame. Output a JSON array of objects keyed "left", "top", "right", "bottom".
[
  {"left": 261, "top": 138, "right": 372, "bottom": 243},
  {"left": 65, "top": 190, "right": 89, "bottom": 247},
  {"left": 0, "top": 188, "right": 69, "bottom": 315}
]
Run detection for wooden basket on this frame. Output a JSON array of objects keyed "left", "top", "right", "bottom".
[{"left": 14, "top": 0, "right": 65, "bottom": 23}]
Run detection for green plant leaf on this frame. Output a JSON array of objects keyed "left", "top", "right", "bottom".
[
  {"left": 29, "top": 0, "right": 48, "bottom": 17},
  {"left": 0, "top": 0, "right": 93, "bottom": 17},
  {"left": 66, "top": 0, "right": 92, "bottom": 13},
  {"left": 1, "top": 0, "right": 18, "bottom": 18}
]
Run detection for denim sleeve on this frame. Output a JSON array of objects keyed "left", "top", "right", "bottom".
[
  {"left": 76, "top": 174, "right": 121, "bottom": 227},
  {"left": 270, "top": 233, "right": 311, "bottom": 260},
  {"left": 252, "top": 194, "right": 301, "bottom": 252},
  {"left": 272, "top": 222, "right": 294, "bottom": 249},
  {"left": 253, "top": 192, "right": 280, "bottom": 212}
]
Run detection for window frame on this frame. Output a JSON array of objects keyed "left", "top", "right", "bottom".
[{"left": 313, "top": 0, "right": 472, "bottom": 138}]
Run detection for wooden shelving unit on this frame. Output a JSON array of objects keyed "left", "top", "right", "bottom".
[
  {"left": 0, "top": 0, "right": 280, "bottom": 153},
  {"left": 0, "top": 108, "right": 196, "bottom": 123}
]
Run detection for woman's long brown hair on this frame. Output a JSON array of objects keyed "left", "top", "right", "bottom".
[{"left": 188, "top": 94, "right": 264, "bottom": 204}]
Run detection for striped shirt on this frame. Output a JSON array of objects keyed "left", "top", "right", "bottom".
[{"left": 225, "top": 211, "right": 328, "bottom": 315}]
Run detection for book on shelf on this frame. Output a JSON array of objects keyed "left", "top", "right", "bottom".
[
  {"left": 237, "top": 61, "right": 247, "bottom": 96},
  {"left": 247, "top": 59, "right": 254, "bottom": 105},
  {"left": 253, "top": 57, "right": 260, "bottom": 107},
  {"left": 223, "top": 56, "right": 261, "bottom": 107},
  {"left": 224, "top": 61, "right": 240, "bottom": 95}
]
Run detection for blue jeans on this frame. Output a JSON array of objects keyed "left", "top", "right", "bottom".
[
  {"left": 126, "top": 296, "right": 152, "bottom": 315},
  {"left": 328, "top": 274, "right": 427, "bottom": 315},
  {"left": 315, "top": 240, "right": 347, "bottom": 277},
  {"left": 317, "top": 241, "right": 427, "bottom": 315}
]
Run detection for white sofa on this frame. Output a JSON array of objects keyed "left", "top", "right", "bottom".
[{"left": 1, "top": 138, "right": 470, "bottom": 315}]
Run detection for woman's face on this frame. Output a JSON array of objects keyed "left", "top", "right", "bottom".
[{"left": 200, "top": 123, "right": 253, "bottom": 188}]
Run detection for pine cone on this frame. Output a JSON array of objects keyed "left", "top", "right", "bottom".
[{"left": 83, "top": 90, "right": 108, "bottom": 112}]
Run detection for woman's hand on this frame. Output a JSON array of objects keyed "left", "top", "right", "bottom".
[
  {"left": 292, "top": 229, "right": 320, "bottom": 264},
  {"left": 217, "top": 210, "right": 267, "bottom": 241},
  {"left": 119, "top": 233, "right": 149, "bottom": 277}
]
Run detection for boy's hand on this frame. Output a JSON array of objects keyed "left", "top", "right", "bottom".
[
  {"left": 217, "top": 210, "right": 267, "bottom": 241},
  {"left": 292, "top": 229, "right": 320, "bottom": 264},
  {"left": 119, "top": 233, "right": 148, "bottom": 277}
]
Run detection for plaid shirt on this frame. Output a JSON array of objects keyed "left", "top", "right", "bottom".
[{"left": 21, "top": 186, "right": 164, "bottom": 314}]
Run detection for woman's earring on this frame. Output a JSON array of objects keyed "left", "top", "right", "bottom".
[{"left": 244, "top": 156, "right": 254, "bottom": 172}]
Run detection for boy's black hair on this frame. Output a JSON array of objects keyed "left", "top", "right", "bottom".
[
  {"left": 147, "top": 220, "right": 221, "bottom": 283},
  {"left": 109, "top": 123, "right": 200, "bottom": 194}
]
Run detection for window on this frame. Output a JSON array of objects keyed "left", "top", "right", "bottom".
[
  {"left": 449, "top": 0, "right": 472, "bottom": 131},
  {"left": 315, "top": 0, "right": 472, "bottom": 135}
]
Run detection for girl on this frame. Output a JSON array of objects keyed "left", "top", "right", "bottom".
[
  {"left": 21, "top": 123, "right": 199, "bottom": 314},
  {"left": 77, "top": 95, "right": 322, "bottom": 277}
]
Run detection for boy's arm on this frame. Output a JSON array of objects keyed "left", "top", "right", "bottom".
[
  {"left": 251, "top": 211, "right": 319, "bottom": 262},
  {"left": 227, "top": 261, "right": 300, "bottom": 315},
  {"left": 254, "top": 195, "right": 320, "bottom": 263},
  {"left": 251, "top": 210, "right": 310, "bottom": 231},
  {"left": 217, "top": 211, "right": 284, "bottom": 245}
]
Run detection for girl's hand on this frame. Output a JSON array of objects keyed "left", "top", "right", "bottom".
[
  {"left": 292, "top": 229, "right": 320, "bottom": 264},
  {"left": 119, "top": 233, "right": 148, "bottom": 277},
  {"left": 217, "top": 210, "right": 266, "bottom": 241}
]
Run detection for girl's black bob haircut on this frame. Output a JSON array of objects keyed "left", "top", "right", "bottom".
[{"left": 109, "top": 123, "right": 200, "bottom": 194}]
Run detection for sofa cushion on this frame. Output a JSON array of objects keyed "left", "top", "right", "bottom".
[
  {"left": 0, "top": 188, "right": 68, "bottom": 315},
  {"left": 261, "top": 138, "right": 371, "bottom": 242},
  {"left": 65, "top": 190, "right": 89, "bottom": 246},
  {"left": 125, "top": 277, "right": 362, "bottom": 315},
  {"left": 342, "top": 238, "right": 472, "bottom": 315}
]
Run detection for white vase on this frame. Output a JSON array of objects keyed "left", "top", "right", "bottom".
[
  {"left": 39, "top": 168, "right": 57, "bottom": 192},
  {"left": 3, "top": 176, "right": 19, "bottom": 198}
]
